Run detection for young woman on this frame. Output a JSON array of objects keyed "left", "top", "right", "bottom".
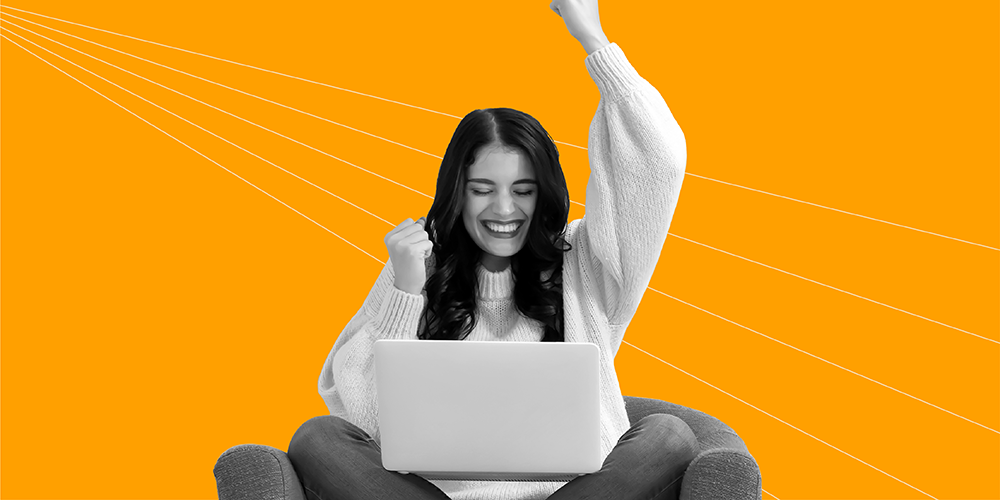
[{"left": 288, "top": 1, "right": 696, "bottom": 499}]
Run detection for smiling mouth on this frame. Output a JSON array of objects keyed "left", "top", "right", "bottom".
[{"left": 482, "top": 220, "right": 524, "bottom": 235}]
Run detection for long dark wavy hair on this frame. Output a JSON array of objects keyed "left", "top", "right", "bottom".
[{"left": 417, "top": 108, "right": 572, "bottom": 342}]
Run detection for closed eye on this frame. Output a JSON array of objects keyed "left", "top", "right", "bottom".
[{"left": 471, "top": 190, "right": 535, "bottom": 196}]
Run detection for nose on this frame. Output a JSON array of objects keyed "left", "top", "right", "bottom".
[{"left": 493, "top": 191, "right": 516, "bottom": 217}]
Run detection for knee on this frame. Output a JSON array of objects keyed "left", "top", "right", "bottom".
[
  {"left": 639, "top": 414, "right": 700, "bottom": 459},
  {"left": 288, "top": 415, "right": 355, "bottom": 458}
]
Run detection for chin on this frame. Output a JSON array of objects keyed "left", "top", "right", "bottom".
[{"left": 494, "top": 242, "right": 529, "bottom": 257}]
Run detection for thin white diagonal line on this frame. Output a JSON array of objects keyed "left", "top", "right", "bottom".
[
  {"left": 0, "top": 26, "right": 395, "bottom": 230},
  {"left": 620, "top": 339, "right": 939, "bottom": 499},
  {"left": 666, "top": 233, "right": 999, "bottom": 345},
  {"left": 762, "top": 489, "right": 779, "bottom": 499},
  {"left": 553, "top": 140, "right": 587, "bottom": 150},
  {"left": 0, "top": 32, "right": 385, "bottom": 267},
  {"left": 0, "top": 10, "right": 444, "bottom": 160},
  {"left": 0, "top": 5, "right": 992, "bottom": 252},
  {"left": 0, "top": 17, "right": 434, "bottom": 201},
  {"left": 643, "top": 284, "right": 998, "bottom": 434},
  {"left": 683, "top": 173, "right": 999, "bottom": 252}
]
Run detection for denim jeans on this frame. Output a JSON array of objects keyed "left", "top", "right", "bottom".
[{"left": 287, "top": 413, "right": 699, "bottom": 500}]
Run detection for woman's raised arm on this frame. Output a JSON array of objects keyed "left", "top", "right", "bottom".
[{"left": 554, "top": 1, "right": 688, "bottom": 333}]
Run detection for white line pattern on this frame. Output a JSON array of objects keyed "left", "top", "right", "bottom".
[
  {"left": 8, "top": 18, "right": 991, "bottom": 438},
  {"left": 4, "top": 14, "right": 984, "bottom": 497},
  {"left": 1, "top": 13, "right": 988, "bottom": 348},
  {"left": 0, "top": 5, "right": 993, "bottom": 251}
]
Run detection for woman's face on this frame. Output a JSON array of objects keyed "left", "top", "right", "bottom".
[{"left": 462, "top": 144, "right": 537, "bottom": 270}]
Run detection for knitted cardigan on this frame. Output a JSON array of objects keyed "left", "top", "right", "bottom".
[{"left": 318, "top": 42, "right": 687, "bottom": 500}]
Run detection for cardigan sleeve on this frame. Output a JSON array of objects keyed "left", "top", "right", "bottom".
[
  {"left": 318, "top": 258, "right": 426, "bottom": 445},
  {"left": 575, "top": 42, "right": 687, "bottom": 332}
]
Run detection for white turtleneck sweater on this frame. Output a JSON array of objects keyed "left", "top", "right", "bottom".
[{"left": 317, "top": 42, "right": 687, "bottom": 500}]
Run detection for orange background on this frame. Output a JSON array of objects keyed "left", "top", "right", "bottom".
[{"left": 1, "top": 1, "right": 997, "bottom": 498}]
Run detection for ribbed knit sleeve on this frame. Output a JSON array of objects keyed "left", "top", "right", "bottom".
[
  {"left": 318, "top": 258, "right": 426, "bottom": 444},
  {"left": 577, "top": 42, "right": 687, "bottom": 332}
]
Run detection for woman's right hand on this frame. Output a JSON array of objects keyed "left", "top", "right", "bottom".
[{"left": 385, "top": 217, "right": 433, "bottom": 295}]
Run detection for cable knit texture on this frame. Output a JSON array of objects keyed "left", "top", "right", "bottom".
[{"left": 317, "top": 42, "right": 687, "bottom": 500}]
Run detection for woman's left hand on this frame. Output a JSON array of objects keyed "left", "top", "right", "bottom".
[{"left": 549, "top": 0, "right": 611, "bottom": 55}]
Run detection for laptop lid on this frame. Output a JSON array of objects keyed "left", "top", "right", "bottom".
[{"left": 374, "top": 339, "right": 602, "bottom": 481}]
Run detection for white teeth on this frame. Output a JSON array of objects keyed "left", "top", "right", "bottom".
[{"left": 484, "top": 221, "right": 520, "bottom": 233}]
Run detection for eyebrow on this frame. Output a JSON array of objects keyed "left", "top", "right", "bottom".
[{"left": 466, "top": 178, "right": 538, "bottom": 186}]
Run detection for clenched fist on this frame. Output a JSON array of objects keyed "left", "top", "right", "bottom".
[
  {"left": 549, "top": 0, "right": 611, "bottom": 55},
  {"left": 385, "top": 217, "right": 433, "bottom": 295}
]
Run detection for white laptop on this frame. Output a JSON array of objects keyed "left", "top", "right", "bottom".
[{"left": 373, "top": 339, "right": 602, "bottom": 481}]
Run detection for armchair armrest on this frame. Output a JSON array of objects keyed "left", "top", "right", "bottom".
[
  {"left": 214, "top": 444, "right": 306, "bottom": 500},
  {"left": 682, "top": 431, "right": 762, "bottom": 500},
  {"left": 624, "top": 396, "right": 762, "bottom": 500}
]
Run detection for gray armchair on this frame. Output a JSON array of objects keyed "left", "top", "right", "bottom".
[{"left": 214, "top": 396, "right": 762, "bottom": 499}]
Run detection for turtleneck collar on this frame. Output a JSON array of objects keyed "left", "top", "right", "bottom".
[{"left": 476, "top": 262, "right": 514, "bottom": 301}]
